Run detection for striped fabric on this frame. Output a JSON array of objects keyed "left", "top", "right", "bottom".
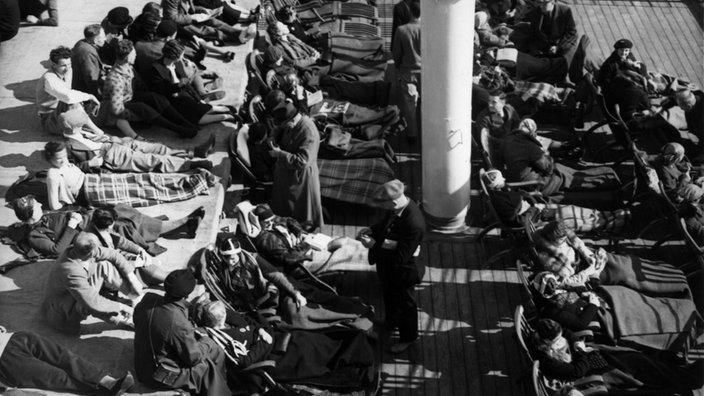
[
  {"left": 83, "top": 170, "right": 215, "bottom": 207},
  {"left": 317, "top": 157, "right": 395, "bottom": 205}
]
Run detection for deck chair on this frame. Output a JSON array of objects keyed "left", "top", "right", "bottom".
[
  {"left": 514, "top": 305, "right": 536, "bottom": 363},
  {"left": 227, "top": 124, "right": 273, "bottom": 198},
  {"left": 516, "top": 259, "right": 537, "bottom": 309},
  {"left": 245, "top": 50, "right": 269, "bottom": 96},
  {"left": 234, "top": 201, "right": 339, "bottom": 295},
  {"left": 477, "top": 168, "right": 539, "bottom": 265}
]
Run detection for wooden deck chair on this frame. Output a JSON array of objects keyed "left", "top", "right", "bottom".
[
  {"left": 245, "top": 51, "right": 268, "bottom": 96},
  {"left": 516, "top": 259, "right": 537, "bottom": 309},
  {"left": 514, "top": 305, "right": 536, "bottom": 363},
  {"left": 227, "top": 124, "right": 273, "bottom": 196}
]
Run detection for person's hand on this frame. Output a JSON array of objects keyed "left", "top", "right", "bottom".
[
  {"left": 89, "top": 95, "right": 100, "bottom": 106},
  {"left": 586, "top": 292, "right": 600, "bottom": 307},
  {"left": 68, "top": 212, "right": 83, "bottom": 229},
  {"left": 257, "top": 328, "right": 273, "bottom": 344},
  {"left": 268, "top": 140, "right": 281, "bottom": 157},
  {"left": 111, "top": 136, "right": 123, "bottom": 144},
  {"left": 548, "top": 46, "right": 558, "bottom": 54},
  {"left": 88, "top": 156, "right": 104, "bottom": 168},
  {"left": 191, "top": 13, "right": 211, "bottom": 23},
  {"left": 294, "top": 291, "right": 307, "bottom": 309}
]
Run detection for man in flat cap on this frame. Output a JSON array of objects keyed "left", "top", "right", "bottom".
[
  {"left": 133, "top": 269, "right": 230, "bottom": 395},
  {"left": 597, "top": 38, "right": 648, "bottom": 93},
  {"left": 357, "top": 179, "right": 425, "bottom": 353}
]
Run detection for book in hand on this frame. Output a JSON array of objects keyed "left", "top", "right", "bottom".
[{"left": 303, "top": 233, "right": 332, "bottom": 251}]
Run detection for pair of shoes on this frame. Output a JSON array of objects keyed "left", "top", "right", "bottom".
[
  {"left": 201, "top": 90, "right": 226, "bottom": 102},
  {"left": 389, "top": 339, "right": 416, "bottom": 354},
  {"left": 194, "top": 134, "right": 216, "bottom": 158},
  {"left": 109, "top": 371, "right": 135, "bottom": 396}
]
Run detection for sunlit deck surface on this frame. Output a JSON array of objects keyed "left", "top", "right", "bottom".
[{"left": 0, "top": 0, "right": 702, "bottom": 394}]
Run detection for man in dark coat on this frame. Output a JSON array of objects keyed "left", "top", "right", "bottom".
[
  {"left": 525, "top": 0, "right": 578, "bottom": 66},
  {"left": 72, "top": 24, "right": 107, "bottom": 98},
  {"left": 357, "top": 179, "right": 425, "bottom": 353},
  {"left": 0, "top": 0, "right": 20, "bottom": 44},
  {"left": 133, "top": 269, "right": 230, "bottom": 396},
  {"left": 267, "top": 90, "right": 323, "bottom": 229}
]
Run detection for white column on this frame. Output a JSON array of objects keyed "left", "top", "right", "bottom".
[{"left": 421, "top": 0, "right": 475, "bottom": 233}]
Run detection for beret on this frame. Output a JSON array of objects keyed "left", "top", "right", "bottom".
[{"left": 613, "top": 39, "right": 633, "bottom": 50}]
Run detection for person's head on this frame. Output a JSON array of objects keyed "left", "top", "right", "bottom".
[
  {"left": 115, "top": 39, "right": 136, "bottom": 65},
  {"left": 253, "top": 204, "right": 276, "bottom": 231},
  {"left": 487, "top": 90, "right": 506, "bottom": 114},
  {"left": 140, "top": 12, "right": 162, "bottom": 38},
  {"left": 202, "top": 300, "right": 227, "bottom": 328},
  {"left": 91, "top": 207, "right": 117, "bottom": 231},
  {"left": 283, "top": 72, "right": 300, "bottom": 91},
  {"left": 517, "top": 118, "right": 538, "bottom": 138},
  {"left": 276, "top": 5, "right": 297, "bottom": 23},
  {"left": 533, "top": 319, "right": 572, "bottom": 363},
  {"left": 248, "top": 122, "right": 270, "bottom": 145},
  {"left": 164, "top": 269, "right": 197, "bottom": 301},
  {"left": 482, "top": 169, "right": 506, "bottom": 190},
  {"left": 474, "top": 11, "right": 489, "bottom": 30},
  {"left": 267, "top": 21, "right": 290, "bottom": 41},
  {"left": 661, "top": 142, "right": 685, "bottom": 165},
  {"left": 538, "top": 221, "right": 569, "bottom": 246},
  {"left": 156, "top": 20, "right": 178, "bottom": 39},
  {"left": 408, "top": 0, "right": 420, "bottom": 19},
  {"left": 49, "top": 46, "right": 72, "bottom": 76},
  {"left": 679, "top": 183, "right": 704, "bottom": 204},
  {"left": 264, "top": 89, "right": 298, "bottom": 125},
  {"left": 106, "top": 6, "right": 134, "bottom": 30},
  {"left": 675, "top": 89, "right": 698, "bottom": 112},
  {"left": 264, "top": 45, "right": 285, "bottom": 67},
  {"left": 142, "top": 2, "right": 163, "bottom": 17},
  {"left": 538, "top": 0, "right": 555, "bottom": 13},
  {"left": 162, "top": 39, "right": 185, "bottom": 62},
  {"left": 71, "top": 232, "right": 99, "bottom": 260},
  {"left": 371, "top": 179, "right": 409, "bottom": 211},
  {"left": 219, "top": 237, "right": 242, "bottom": 267},
  {"left": 44, "top": 141, "right": 69, "bottom": 169},
  {"left": 12, "top": 195, "right": 43, "bottom": 223},
  {"left": 84, "top": 24, "right": 106, "bottom": 48},
  {"left": 613, "top": 38, "right": 633, "bottom": 61}
]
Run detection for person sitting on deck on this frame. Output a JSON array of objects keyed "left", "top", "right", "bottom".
[
  {"left": 36, "top": 46, "right": 104, "bottom": 137},
  {"left": 499, "top": 118, "right": 620, "bottom": 198},
  {"left": 71, "top": 24, "right": 108, "bottom": 99},
  {"left": 531, "top": 319, "right": 704, "bottom": 394},
  {"left": 41, "top": 232, "right": 143, "bottom": 334},
  {"left": 96, "top": 39, "right": 201, "bottom": 139},
  {"left": 0, "top": 326, "right": 134, "bottom": 395},
  {"left": 133, "top": 269, "right": 231, "bottom": 395}
]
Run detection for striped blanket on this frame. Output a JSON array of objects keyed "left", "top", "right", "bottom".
[
  {"left": 317, "top": 157, "right": 394, "bottom": 205},
  {"left": 83, "top": 170, "right": 215, "bottom": 207}
]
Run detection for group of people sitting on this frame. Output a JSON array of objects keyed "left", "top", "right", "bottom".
[
  {"left": 0, "top": 0, "right": 434, "bottom": 394},
  {"left": 472, "top": 0, "right": 703, "bottom": 393}
]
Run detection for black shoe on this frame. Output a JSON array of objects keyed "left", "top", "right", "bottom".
[
  {"left": 189, "top": 159, "right": 213, "bottom": 170},
  {"left": 194, "top": 134, "right": 216, "bottom": 158},
  {"left": 195, "top": 61, "right": 207, "bottom": 71},
  {"left": 109, "top": 372, "right": 135, "bottom": 396},
  {"left": 186, "top": 216, "right": 202, "bottom": 238},
  {"left": 188, "top": 206, "right": 206, "bottom": 219}
]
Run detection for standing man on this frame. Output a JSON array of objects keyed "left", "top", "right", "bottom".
[
  {"left": 391, "top": 0, "right": 414, "bottom": 51},
  {"left": 357, "top": 179, "right": 425, "bottom": 353},
  {"left": 392, "top": 0, "right": 421, "bottom": 145},
  {"left": 266, "top": 90, "right": 324, "bottom": 229},
  {"left": 41, "top": 232, "right": 142, "bottom": 334},
  {"left": 72, "top": 24, "right": 107, "bottom": 98},
  {"left": 133, "top": 269, "right": 230, "bottom": 396}
]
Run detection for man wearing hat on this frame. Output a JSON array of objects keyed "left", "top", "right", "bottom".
[
  {"left": 133, "top": 269, "right": 230, "bottom": 395},
  {"left": 252, "top": 203, "right": 313, "bottom": 276},
  {"left": 100, "top": 7, "right": 134, "bottom": 66},
  {"left": 357, "top": 179, "right": 425, "bottom": 353},
  {"left": 266, "top": 89, "right": 324, "bottom": 229},
  {"left": 597, "top": 38, "right": 648, "bottom": 92},
  {"left": 41, "top": 232, "right": 143, "bottom": 334},
  {"left": 71, "top": 24, "right": 107, "bottom": 98}
]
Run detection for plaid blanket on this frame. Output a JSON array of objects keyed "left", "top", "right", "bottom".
[
  {"left": 83, "top": 170, "right": 215, "bottom": 207},
  {"left": 514, "top": 81, "right": 561, "bottom": 103},
  {"left": 317, "top": 157, "right": 394, "bottom": 205}
]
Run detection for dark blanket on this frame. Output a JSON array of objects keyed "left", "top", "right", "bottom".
[
  {"left": 600, "top": 252, "right": 690, "bottom": 297},
  {"left": 317, "top": 157, "right": 395, "bottom": 205},
  {"left": 597, "top": 285, "right": 704, "bottom": 354},
  {"left": 555, "top": 163, "right": 621, "bottom": 191},
  {"left": 318, "top": 137, "right": 396, "bottom": 165}
]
